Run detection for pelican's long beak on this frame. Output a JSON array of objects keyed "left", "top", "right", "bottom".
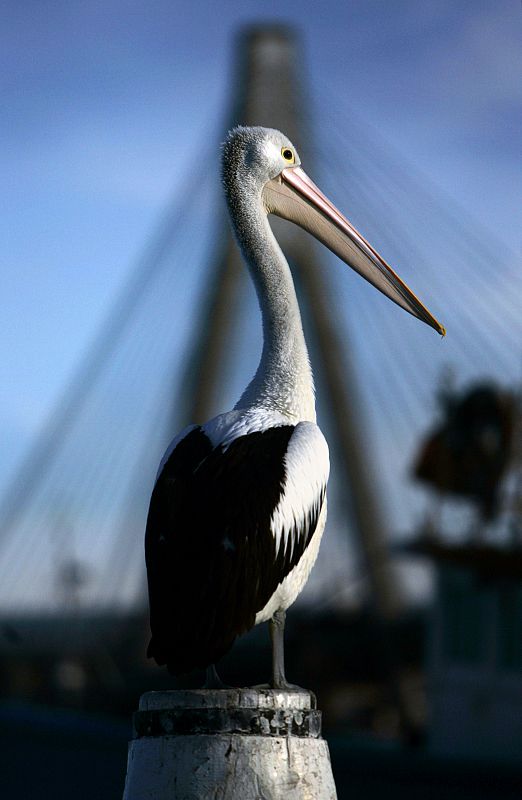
[{"left": 263, "top": 166, "right": 445, "bottom": 335}]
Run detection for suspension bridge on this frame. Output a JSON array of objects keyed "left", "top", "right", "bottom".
[{"left": 0, "top": 26, "right": 520, "bottom": 621}]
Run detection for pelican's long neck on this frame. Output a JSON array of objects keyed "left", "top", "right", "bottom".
[{"left": 228, "top": 190, "right": 315, "bottom": 422}]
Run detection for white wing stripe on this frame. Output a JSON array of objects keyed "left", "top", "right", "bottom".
[{"left": 270, "top": 422, "right": 330, "bottom": 556}]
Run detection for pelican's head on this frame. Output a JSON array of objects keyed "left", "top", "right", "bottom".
[
  {"left": 222, "top": 126, "right": 445, "bottom": 336},
  {"left": 222, "top": 126, "right": 302, "bottom": 193}
]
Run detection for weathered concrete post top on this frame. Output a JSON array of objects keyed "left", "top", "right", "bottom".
[{"left": 122, "top": 688, "right": 337, "bottom": 799}]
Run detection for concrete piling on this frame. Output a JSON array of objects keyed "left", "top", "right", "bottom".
[{"left": 122, "top": 688, "right": 337, "bottom": 799}]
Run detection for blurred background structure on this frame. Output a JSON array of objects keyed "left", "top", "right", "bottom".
[{"left": 1, "top": 3, "right": 521, "bottom": 798}]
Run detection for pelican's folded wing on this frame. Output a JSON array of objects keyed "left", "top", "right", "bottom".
[{"left": 145, "top": 421, "right": 328, "bottom": 674}]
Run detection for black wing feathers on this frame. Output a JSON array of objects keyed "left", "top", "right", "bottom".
[{"left": 145, "top": 424, "right": 322, "bottom": 674}]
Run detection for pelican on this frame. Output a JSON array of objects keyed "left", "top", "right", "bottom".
[{"left": 145, "top": 126, "right": 444, "bottom": 689}]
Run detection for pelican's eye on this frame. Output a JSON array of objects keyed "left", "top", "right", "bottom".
[{"left": 281, "top": 147, "right": 295, "bottom": 163}]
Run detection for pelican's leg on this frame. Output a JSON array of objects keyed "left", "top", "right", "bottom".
[
  {"left": 270, "top": 609, "right": 306, "bottom": 691},
  {"left": 270, "top": 609, "right": 286, "bottom": 688},
  {"left": 203, "top": 663, "right": 230, "bottom": 689}
]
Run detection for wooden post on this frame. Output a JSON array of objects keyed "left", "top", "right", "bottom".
[{"left": 122, "top": 689, "right": 337, "bottom": 799}]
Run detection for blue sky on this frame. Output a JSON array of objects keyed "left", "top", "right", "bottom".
[
  {"left": 1, "top": 2, "right": 521, "bottom": 607},
  {"left": 2, "top": 1, "right": 520, "bottom": 476}
]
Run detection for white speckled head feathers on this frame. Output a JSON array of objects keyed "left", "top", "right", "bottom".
[{"left": 222, "top": 126, "right": 301, "bottom": 204}]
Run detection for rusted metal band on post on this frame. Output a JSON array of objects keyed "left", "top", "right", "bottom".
[{"left": 133, "top": 706, "right": 322, "bottom": 738}]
